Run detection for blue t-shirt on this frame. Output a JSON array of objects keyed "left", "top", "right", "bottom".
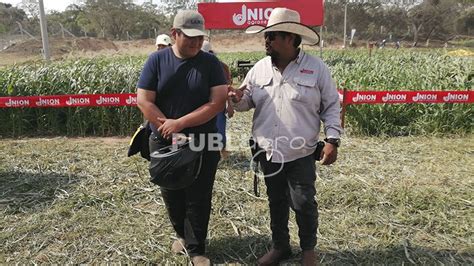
[{"left": 137, "top": 47, "right": 227, "bottom": 137}]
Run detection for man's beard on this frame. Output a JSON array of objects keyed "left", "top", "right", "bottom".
[{"left": 266, "top": 49, "right": 279, "bottom": 59}]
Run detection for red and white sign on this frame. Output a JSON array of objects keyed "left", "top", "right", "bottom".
[
  {"left": 343, "top": 91, "right": 474, "bottom": 105},
  {"left": 0, "top": 93, "right": 137, "bottom": 108},
  {"left": 198, "top": 0, "right": 324, "bottom": 29},
  {"left": 1, "top": 91, "right": 472, "bottom": 108}
]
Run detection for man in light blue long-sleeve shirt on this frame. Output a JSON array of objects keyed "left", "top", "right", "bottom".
[{"left": 229, "top": 8, "right": 343, "bottom": 266}]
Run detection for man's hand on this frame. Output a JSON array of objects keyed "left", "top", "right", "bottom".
[
  {"left": 228, "top": 86, "right": 245, "bottom": 103},
  {"left": 157, "top": 118, "right": 184, "bottom": 139},
  {"left": 320, "top": 144, "right": 338, "bottom": 165},
  {"left": 226, "top": 104, "right": 235, "bottom": 118}
]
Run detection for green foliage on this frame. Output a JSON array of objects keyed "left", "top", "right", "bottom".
[
  {"left": 455, "top": 7, "right": 474, "bottom": 35},
  {"left": 0, "top": 56, "right": 146, "bottom": 137},
  {"left": 74, "top": 0, "right": 171, "bottom": 39},
  {"left": 0, "top": 50, "right": 472, "bottom": 137},
  {"left": 0, "top": 3, "right": 27, "bottom": 33}
]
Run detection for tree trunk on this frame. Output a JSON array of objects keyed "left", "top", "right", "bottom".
[
  {"left": 425, "top": 27, "right": 436, "bottom": 47},
  {"left": 412, "top": 23, "right": 419, "bottom": 46},
  {"left": 412, "top": 23, "right": 423, "bottom": 47}
]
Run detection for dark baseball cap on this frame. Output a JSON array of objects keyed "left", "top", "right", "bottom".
[{"left": 173, "top": 10, "right": 208, "bottom": 37}]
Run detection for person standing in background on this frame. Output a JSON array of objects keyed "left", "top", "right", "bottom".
[
  {"left": 156, "top": 34, "right": 172, "bottom": 50},
  {"left": 201, "top": 40, "right": 234, "bottom": 159}
]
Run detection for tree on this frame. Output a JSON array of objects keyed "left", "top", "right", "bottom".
[
  {"left": 46, "top": 5, "right": 86, "bottom": 37},
  {"left": 0, "top": 3, "right": 27, "bottom": 34},
  {"left": 160, "top": 0, "right": 198, "bottom": 16},
  {"left": 456, "top": 7, "right": 474, "bottom": 35},
  {"left": 18, "top": 0, "right": 39, "bottom": 18},
  {"left": 407, "top": 0, "right": 465, "bottom": 46},
  {"left": 74, "top": 0, "right": 171, "bottom": 40}
]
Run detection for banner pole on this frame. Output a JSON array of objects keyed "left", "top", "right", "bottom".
[{"left": 341, "top": 87, "right": 347, "bottom": 129}]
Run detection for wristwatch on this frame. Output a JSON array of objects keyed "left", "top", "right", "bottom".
[{"left": 324, "top": 138, "right": 341, "bottom": 148}]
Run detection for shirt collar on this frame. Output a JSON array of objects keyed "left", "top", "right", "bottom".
[
  {"left": 269, "top": 48, "right": 305, "bottom": 69},
  {"left": 295, "top": 48, "right": 305, "bottom": 65}
]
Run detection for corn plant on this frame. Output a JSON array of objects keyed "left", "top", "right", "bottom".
[{"left": 0, "top": 50, "right": 472, "bottom": 137}]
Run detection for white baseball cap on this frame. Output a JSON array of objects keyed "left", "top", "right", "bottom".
[
  {"left": 173, "top": 10, "right": 208, "bottom": 37},
  {"left": 201, "top": 40, "right": 213, "bottom": 53},
  {"left": 156, "top": 34, "right": 172, "bottom": 46}
]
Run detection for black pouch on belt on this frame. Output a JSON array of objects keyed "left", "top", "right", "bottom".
[{"left": 249, "top": 137, "right": 261, "bottom": 197}]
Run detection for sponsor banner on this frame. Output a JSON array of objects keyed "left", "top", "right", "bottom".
[
  {"left": 1, "top": 91, "right": 472, "bottom": 108},
  {"left": 0, "top": 93, "right": 137, "bottom": 108},
  {"left": 198, "top": 0, "right": 323, "bottom": 29},
  {"left": 344, "top": 91, "right": 474, "bottom": 105}
]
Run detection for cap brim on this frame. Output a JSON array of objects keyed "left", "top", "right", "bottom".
[
  {"left": 181, "top": 28, "right": 208, "bottom": 37},
  {"left": 245, "top": 22, "right": 320, "bottom": 45},
  {"left": 156, "top": 42, "right": 170, "bottom": 46}
]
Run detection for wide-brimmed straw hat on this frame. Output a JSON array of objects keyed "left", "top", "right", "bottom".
[{"left": 245, "top": 8, "right": 319, "bottom": 45}]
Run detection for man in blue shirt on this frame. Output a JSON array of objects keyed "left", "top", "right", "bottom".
[{"left": 136, "top": 10, "right": 228, "bottom": 265}]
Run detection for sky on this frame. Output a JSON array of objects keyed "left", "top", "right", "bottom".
[
  {"left": 1, "top": 0, "right": 150, "bottom": 12},
  {"left": 1, "top": 0, "right": 244, "bottom": 12}
]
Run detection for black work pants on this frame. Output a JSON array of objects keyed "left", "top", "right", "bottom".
[
  {"left": 150, "top": 135, "right": 220, "bottom": 256},
  {"left": 258, "top": 153, "right": 318, "bottom": 251}
]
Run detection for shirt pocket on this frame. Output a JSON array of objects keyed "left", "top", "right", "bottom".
[
  {"left": 251, "top": 76, "right": 272, "bottom": 106},
  {"left": 290, "top": 75, "right": 318, "bottom": 105}
]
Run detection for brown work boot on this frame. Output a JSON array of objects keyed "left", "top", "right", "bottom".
[
  {"left": 171, "top": 238, "right": 185, "bottom": 254},
  {"left": 257, "top": 248, "right": 291, "bottom": 266},
  {"left": 301, "top": 249, "right": 317, "bottom": 266},
  {"left": 191, "top": 255, "right": 211, "bottom": 266}
]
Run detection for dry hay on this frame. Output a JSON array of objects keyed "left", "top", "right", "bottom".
[{"left": 0, "top": 112, "right": 473, "bottom": 264}]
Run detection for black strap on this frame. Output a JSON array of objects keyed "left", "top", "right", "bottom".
[{"left": 253, "top": 162, "right": 260, "bottom": 197}]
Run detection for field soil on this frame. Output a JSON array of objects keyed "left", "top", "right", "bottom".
[
  {"left": 1, "top": 32, "right": 468, "bottom": 66},
  {"left": 0, "top": 33, "right": 266, "bottom": 65}
]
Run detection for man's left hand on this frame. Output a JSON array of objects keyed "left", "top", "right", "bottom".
[
  {"left": 157, "top": 118, "right": 184, "bottom": 139},
  {"left": 227, "top": 105, "right": 235, "bottom": 118},
  {"left": 321, "top": 144, "right": 338, "bottom": 165}
]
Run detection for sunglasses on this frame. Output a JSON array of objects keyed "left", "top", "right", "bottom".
[{"left": 264, "top": 31, "right": 287, "bottom": 41}]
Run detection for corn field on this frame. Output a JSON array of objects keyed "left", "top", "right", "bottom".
[{"left": 0, "top": 50, "right": 472, "bottom": 137}]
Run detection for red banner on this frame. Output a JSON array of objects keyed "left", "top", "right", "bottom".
[
  {"left": 0, "top": 93, "right": 137, "bottom": 108},
  {"left": 1, "top": 91, "right": 473, "bottom": 109},
  {"left": 342, "top": 91, "right": 474, "bottom": 105},
  {"left": 198, "top": 0, "right": 324, "bottom": 30}
]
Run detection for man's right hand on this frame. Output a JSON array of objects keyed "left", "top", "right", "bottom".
[{"left": 228, "top": 86, "right": 245, "bottom": 103}]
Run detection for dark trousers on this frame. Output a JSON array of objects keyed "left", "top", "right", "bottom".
[
  {"left": 258, "top": 153, "right": 318, "bottom": 251},
  {"left": 150, "top": 135, "right": 220, "bottom": 256}
]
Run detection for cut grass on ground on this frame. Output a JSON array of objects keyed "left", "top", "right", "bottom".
[{"left": 0, "top": 113, "right": 473, "bottom": 264}]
